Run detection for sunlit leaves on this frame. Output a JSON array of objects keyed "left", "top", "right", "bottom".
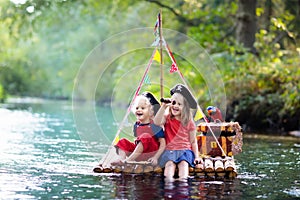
[{"left": 0, "top": 0, "right": 299, "bottom": 131}]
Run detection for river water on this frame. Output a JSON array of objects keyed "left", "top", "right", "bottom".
[{"left": 0, "top": 99, "right": 299, "bottom": 199}]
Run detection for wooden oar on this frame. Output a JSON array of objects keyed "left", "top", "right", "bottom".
[{"left": 125, "top": 160, "right": 152, "bottom": 165}]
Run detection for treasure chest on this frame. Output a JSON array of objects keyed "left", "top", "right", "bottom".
[{"left": 196, "top": 122, "right": 243, "bottom": 157}]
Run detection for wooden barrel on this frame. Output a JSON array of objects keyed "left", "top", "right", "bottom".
[
  {"left": 113, "top": 165, "right": 123, "bottom": 173},
  {"left": 214, "top": 157, "right": 224, "bottom": 172},
  {"left": 194, "top": 163, "right": 204, "bottom": 173},
  {"left": 204, "top": 158, "right": 214, "bottom": 172},
  {"left": 224, "top": 159, "right": 235, "bottom": 171},
  {"left": 133, "top": 164, "right": 144, "bottom": 173},
  {"left": 144, "top": 165, "right": 154, "bottom": 173},
  {"left": 153, "top": 166, "right": 163, "bottom": 173},
  {"left": 216, "top": 172, "right": 226, "bottom": 177},
  {"left": 228, "top": 170, "right": 237, "bottom": 178},
  {"left": 103, "top": 167, "right": 113, "bottom": 173},
  {"left": 93, "top": 165, "right": 103, "bottom": 173},
  {"left": 123, "top": 163, "right": 133, "bottom": 173}
]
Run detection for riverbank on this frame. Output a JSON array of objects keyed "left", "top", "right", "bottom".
[
  {"left": 243, "top": 133, "right": 300, "bottom": 141},
  {"left": 2, "top": 96, "right": 300, "bottom": 136}
]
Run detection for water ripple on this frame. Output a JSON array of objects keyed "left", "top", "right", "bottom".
[{"left": 1, "top": 103, "right": 300, "bottom": 199}]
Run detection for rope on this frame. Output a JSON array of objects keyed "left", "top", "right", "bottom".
[
  {"left": 102, "top": 34, "right": 227, "bottom": 166},
  {"left": 101, "top": 47, "right": 158, "bottom": 166}
]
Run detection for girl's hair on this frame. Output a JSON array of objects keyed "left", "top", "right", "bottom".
[
  {"left": 170, "top": 93, "right": 193, "bottom": 126},
  {"left": 131, "top": 95, "right": 154, "bottom": 116}
]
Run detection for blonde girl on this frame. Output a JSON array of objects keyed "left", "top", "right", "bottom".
[{"left": 154, "top": 84, "right": 202, "bottom": 181}]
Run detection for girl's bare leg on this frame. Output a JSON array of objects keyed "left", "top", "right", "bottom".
[
  {"left": 178, "top": 161, "right": 189, "bottom": 180},
  {"left": 164, "top": 161, "right": 176, "bottom": 182}
]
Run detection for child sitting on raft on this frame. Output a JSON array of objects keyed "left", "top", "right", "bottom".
[
  {"left": 154, "top": 84, "right": 203, "bottom": 181},
  {"left": 111, "top": 92, "right": 166, "bottom": 166}
]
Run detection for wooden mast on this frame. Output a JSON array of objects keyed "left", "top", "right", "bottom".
[{"left": 159, "top": 9, "right": 163, "bottom": 98}]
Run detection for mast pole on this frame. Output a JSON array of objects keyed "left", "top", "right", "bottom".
[{"left": 159, "top": 9, "right": 163, "bottom": 98}]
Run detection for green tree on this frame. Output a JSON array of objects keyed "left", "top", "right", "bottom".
[{"left": 0, "top": 0, "right": 299, "bottom": 132}]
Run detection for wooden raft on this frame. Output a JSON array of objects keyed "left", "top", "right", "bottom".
[
  {"left": 93, "top": 157, "right": 237, "bottom": 178},
  {"left": 93, "top": 122, "right": 242, "bottom": 178}
]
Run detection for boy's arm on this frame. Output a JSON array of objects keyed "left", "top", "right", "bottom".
[{"left": 148, "top": 137, "right": 166, "bottom": 165}]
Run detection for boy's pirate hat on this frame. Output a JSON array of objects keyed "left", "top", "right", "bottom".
[{"left": 142, "top": 91, "right": 160, "bottom": 115}]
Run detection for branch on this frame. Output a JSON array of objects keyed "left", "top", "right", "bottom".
[
  {"left": 145, "top": 0, "right": 181, "bottom": 17},
  {"left": 271, "top": 20, "right": 297, "bottom": 45},
  {"left": 144, "top": 0, "right": 202, "bottom": 26}
]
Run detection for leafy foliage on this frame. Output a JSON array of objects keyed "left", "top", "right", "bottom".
[{"left": 0, "top": 0, "right": 299, "bottom": 132}]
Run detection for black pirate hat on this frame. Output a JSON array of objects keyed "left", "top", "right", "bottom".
[
  {"left": 170, "top": 84, "right": 197, "bottom": 109},
  {"left": 141, "top": 91, "right": 160, "bottom": 115}
]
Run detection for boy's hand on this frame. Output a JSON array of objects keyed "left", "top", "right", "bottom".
[{"left": 148, "top": 157, "right": 158, "bottom": 165}]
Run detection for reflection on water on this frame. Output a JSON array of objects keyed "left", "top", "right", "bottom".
[
  {"left": 93, "top": 174, "right": 241, "bottom": 199},
  {"left": 0, "top": 100, "right": 299, "bottom": 199}
]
